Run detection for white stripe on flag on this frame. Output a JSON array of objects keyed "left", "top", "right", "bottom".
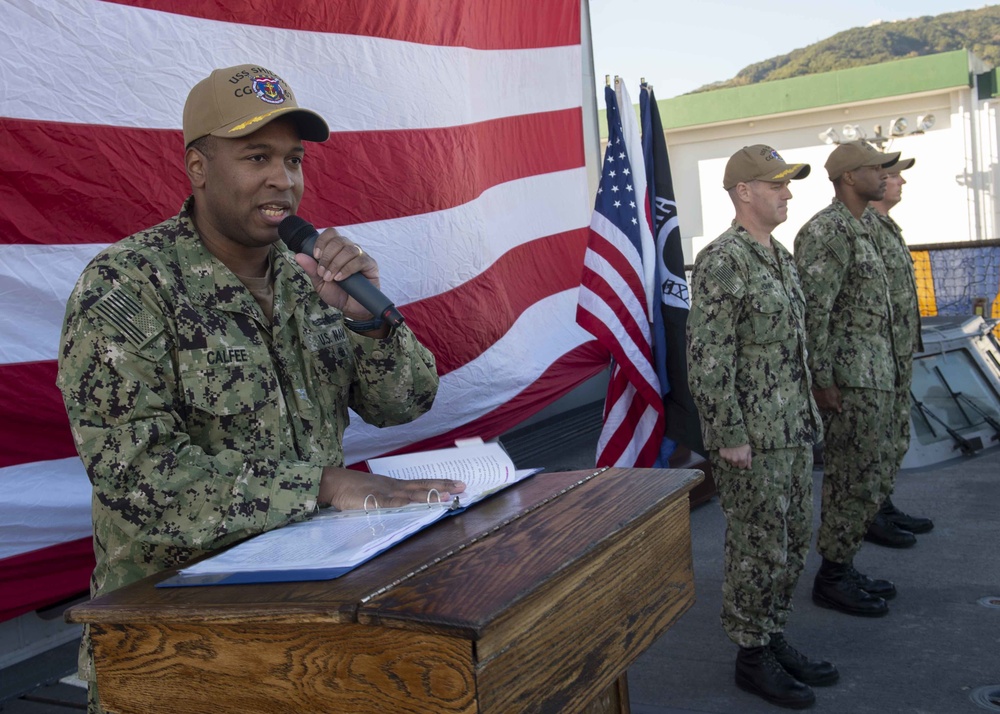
[
  {"left": 595, "top": 369, "right": 629, "bottom": 456},
  {"left": 344, "top": 288, "right": 593, "bottom": 462},
  {"left": 576, "top": 283, "right": 657, "bottom": 388},
  {"left": 0, "top": 169, "right": 590, "bottom": 365},
  {"left": 613, "top": 81, "right": 657, "bottom": 320},
  {"left": 587, "top": 210, "right": 644, "bottom": 270},
  {"left": 0, "top": 243, "right": 108, "bottom": 364},
  {"left": 612, "top": 403, "right": 661, "bottom": 467},
  {"left": 343, "top": 169, "right": 591, "bottom": 303},
  {"left": 2, "top": 0, "right": 582, "bottom": 132},
  {"left": 595, "top": 377, "right": 661, "bottom": 468},
  {"left": 0, "top": 457, "right": 92, "bottom": 560}
]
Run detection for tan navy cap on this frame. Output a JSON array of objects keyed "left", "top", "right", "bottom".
[
  {"left": 183, "top": 63, "right": 330, "bottom": 147},
  {"left": 887, "top": 157, "right": 916, "bottom": 174},
  {"left": 824, "top": 140, "right": 899, "bottom": 180},
  {"left": 723, "top": 145, "right": 811, "bottom": 190}
]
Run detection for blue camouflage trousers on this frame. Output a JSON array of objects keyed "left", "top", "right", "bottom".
[
  {"left": 816, "top": 386, "right": 895, "bottom": 563},
  {"left": 713, "top": 445, "right": 813, "bottom": 648}
]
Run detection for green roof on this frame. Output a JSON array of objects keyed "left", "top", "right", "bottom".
[{"left": 599, "top": 50, "right": 973, "bottom": 139}]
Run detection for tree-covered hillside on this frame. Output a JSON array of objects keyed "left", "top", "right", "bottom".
[{"left": 694, "top": 5, "right": 999, "bottom": 93}]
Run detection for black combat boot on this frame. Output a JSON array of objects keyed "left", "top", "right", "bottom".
[
  {"left": 736, "top": 645, "right": 816, "bottom": 709},
  {"left": 812, "top": 557, "right": 889, "bottom": 617},
  {"left": 846, "top": 562, "right": 896, "bottom": 599},
  {"left": 864, "top": 511, "right": 917, "bottom": 548},
  {"left": 769, "top": 633, "right": 840, "bottom": 686},
  {"left": 881, "top": 496, "right": 934, "bottom": 534}
]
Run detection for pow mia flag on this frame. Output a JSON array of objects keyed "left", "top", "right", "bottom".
[{"left": 640, "top": 83, "right": 704, "bottom": 457}]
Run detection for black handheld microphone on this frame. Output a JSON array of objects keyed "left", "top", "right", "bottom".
[{"left": 278, "top": 216, "right": 404, "bottom": 328}]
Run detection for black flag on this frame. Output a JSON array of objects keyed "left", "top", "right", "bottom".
[{"left": 640, "top": 84, "right": 704, "bottom": 456}]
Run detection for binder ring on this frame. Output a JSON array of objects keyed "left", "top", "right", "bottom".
[
  {"left": 427, "top": 488, "right": 443, "bottom": 507},
  {"left": 364, "top": 494, "right": 379, "bottom": 513}
]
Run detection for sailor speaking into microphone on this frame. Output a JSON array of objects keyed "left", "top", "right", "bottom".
[{"left": 56, "top": 62, "right": 464, "bottom": 712}]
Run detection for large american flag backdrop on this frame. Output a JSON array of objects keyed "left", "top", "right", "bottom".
[{"left": 0, "top": 0, "right": 606, "bottom": 621}]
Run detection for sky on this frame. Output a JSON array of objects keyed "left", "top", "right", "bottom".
[{"left": 588, "top": 0, "right": 993, "bottom": 102}]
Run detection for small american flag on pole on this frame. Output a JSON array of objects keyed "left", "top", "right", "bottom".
[{"left": 576, "top": 81, "right": 664, "bottom": 467}]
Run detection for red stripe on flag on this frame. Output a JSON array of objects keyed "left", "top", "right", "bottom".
[
  {"left": 579, "top": 261, "right": 656, "bottom": 367},
  {"left": 99, "top": 0, "right": 580, "bottom": 50},
  {"left": 306, "top": 109, "right": 585, "bottom": 231},
  {"left": 406, "top": 229, "right": 589, "bottom": 374},
  {"left": 0, "top": 538, "right": 94, "bottom": 622},
  {"left": 578, "top": 292, "right": 663, "bottom": 467},
  {"left": 0, "top": 119, "right": 184, "bottom": 246},
  {"left": 0, "top": 110, "right": 584, "bottom": 245},
  {"left": 575, "top": 300, "right": 659, "bottom": 408},
  {"left": 0, "top": 229, "right": 589, "bottom": 467},
  {"left": 3, "top": 334, "right": 606, "bottom": 471},
  {"left": 0, "top": 361, "right": 77, "bottom": 469},
  {"left": 584, "top": 227, "right": 649, "bottom": 312},
  {"left": 598, "top": 380, "right": 661, "bottom": 467},
  {"left": 413, "top": 340, "right": 609, "bottom": 450},
  {"left": 348, "top": 340, "right": 609, "bottom": 468}
]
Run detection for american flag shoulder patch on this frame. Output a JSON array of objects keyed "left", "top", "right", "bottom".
[
  {"left": 712, "top": 263, "right": 742, "bottom": 297},
  {"left": 91, "top": 287, "right": 162, "bottom": 349}
]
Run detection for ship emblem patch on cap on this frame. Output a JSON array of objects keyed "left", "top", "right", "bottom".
[
  {"left": 768, "top": 148, "right": 782, "bottom": 161},
  {"left": 251, "top": 76, "right": 285, "bottom": 105}
]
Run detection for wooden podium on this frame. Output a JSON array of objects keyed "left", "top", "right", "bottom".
[{"left": 68, "top": 467, "right": 703, "bottom": 714}]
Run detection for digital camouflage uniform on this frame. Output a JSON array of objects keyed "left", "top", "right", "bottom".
[
  {"left": 57, "top": 198, "right": 439, "bottom": 702},
  {"left": 794, "top": 199, "right": 896, "bottom": 564},
  {"left": 863, "top": 206, "right": 923, "bottom": 474},
  {"left": 687, "top": 223, "right": 821, "bottom": 648}
]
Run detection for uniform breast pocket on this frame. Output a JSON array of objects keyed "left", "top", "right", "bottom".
[
  {"left": 854, "top": 258, "right": 880, "bottom": 281},
  {"left": 851, "top": 256, "right": 889, "bottom": 317},
  {"left": 749, "top": 292, "right": 791, "bottom": 344},
  {"left": 882, "top": 250, "right": 910, "bottom": 277},
  {"left": 178, "top": 346, "right": 276, "bottom": 417}
]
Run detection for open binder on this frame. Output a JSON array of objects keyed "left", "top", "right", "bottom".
[{"left": 157, "top": 440, "right": 540, "bottom": 587}]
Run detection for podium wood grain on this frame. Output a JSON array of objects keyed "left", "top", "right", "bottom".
[{"left": 69, "top": 467, "right": 702, "bottom": 714}]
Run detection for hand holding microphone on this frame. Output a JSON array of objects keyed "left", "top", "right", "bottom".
[{"left": 279, "top": 216, "right": 404, "bottom": 328}]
